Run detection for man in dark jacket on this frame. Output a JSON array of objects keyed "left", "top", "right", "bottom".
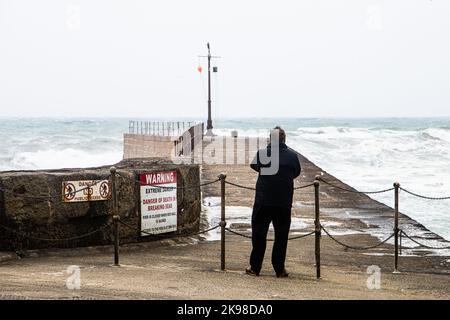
[{"left": 246, "top": 126, "right": 301, "bottom": 278}]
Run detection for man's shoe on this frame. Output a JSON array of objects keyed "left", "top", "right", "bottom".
[
  {"left": 245, "top": 267, "right": 259, "bottom": 276},
  {"left": 276, "top": 269, "right": 289, "bottom": 278}
]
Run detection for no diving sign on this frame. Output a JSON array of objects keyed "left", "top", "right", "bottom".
[
  {"left": 140, "top": 171, "right": 177, "bottom": 236},
  {"left": 62, "top": 180, "right": 111, "bottom": 202}
]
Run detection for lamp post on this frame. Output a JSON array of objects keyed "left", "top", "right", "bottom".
[{"left": 199, "top": 43, "right": 220, "bottom": 136}]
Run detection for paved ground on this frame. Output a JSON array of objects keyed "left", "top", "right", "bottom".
[{"left": 0, "top": 234, "right": 449, "bottom": 300}]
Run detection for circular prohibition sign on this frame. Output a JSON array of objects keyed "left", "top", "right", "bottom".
[
  {"left": 63, "top": 183, "right": 76, "bottom": 201},
  {"left": 99, "top": 181, "right": 111, "bottom": 199}
]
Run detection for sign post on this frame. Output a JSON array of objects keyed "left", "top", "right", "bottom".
[{"left": 139, "top": 171, "right": 178, "bottom": 236}]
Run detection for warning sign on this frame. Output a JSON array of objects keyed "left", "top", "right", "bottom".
[
  {"left": 140, "top": 171, "right": 177, "bottom": 236},
  {"left": 62, "top": 180, "right": 111, "bottom": 202}
]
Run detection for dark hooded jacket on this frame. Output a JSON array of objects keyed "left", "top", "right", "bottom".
[{"left": 250, "top": 143, "right": 301, "bottom": 207}]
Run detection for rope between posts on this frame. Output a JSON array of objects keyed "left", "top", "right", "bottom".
[
  {"left": 320, "top": 225, "right": 395, "bottom": 250},
  {"left": 294, "top": 183, "right": 316, "bottom": 190},
  {"left": 118, "top": 219, "right": 220, "bottom": 237},
  {"left": 400, "top": 230, "right": 450, "bottom": 249},
  {"left": 0, "top": 222, "right": 112, "bottom": 242},
  {"left": 225, "top": 228, "right": 316, "bottom": 241},
  {"left": 399, "top": 187, "right": 450, "bottom": 201},
  {"left": 318, "top": 178, "right": 395, "bottom": 195},
  {"left": 224, "top": 181, "right": 256, "bottom": 190}
]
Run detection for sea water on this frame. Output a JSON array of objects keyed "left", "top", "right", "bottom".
[{"left": 1, "top": 117, "right": 449, "bottom": 240}]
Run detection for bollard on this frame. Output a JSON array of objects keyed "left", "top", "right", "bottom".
[
  {"left": 113, "top": 215, "right": 120, "bottom": 266},
  {"left": 110, "top": 167, "right": 117, "bottom": 216},
  {"left": 393, "top": 182, "right": 400, "bottom": 273},
  {"left": 219, "top": 173, "right": 227, "bottom": 271},
  {"left": 314, "top": 176, "right": 321, "bottom": 279}
]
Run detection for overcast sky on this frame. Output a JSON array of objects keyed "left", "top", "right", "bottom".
[{"left": 0, "top": 0, "right": 449, "bottom": 118}]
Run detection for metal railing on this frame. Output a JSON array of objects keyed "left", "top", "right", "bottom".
[
  {"left": 128, "top": 120, "right": 201, "bottom": 137},
  {"left": 219, "top": 175, "right": 450, "bottom": 278},
  {"left": 1, "top": 168, "right": 450, "bottom": 279}
]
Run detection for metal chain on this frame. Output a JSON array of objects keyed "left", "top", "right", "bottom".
[
  {"left": 118, "top": 219, "right": 220, "bottom": 237},
  {"left": 399, "top": 187, "right": 450, "bottom": 201},
  {"left": 0, "top": 222, "right": 112, "bottom": 242},
  {"left": 400, "top": 230, "right": 450, "bottom": 249},
  {"left": 225, "top": 181, "right": 315, "bottom": 191},
  {"left": 225, "top": 227, "right": 315, "bottom": 241},
  {"left": 116, "top": 172, "right": 220, "bottom": 190},
  {"left": 318, "top": 178, "right": 395, "bottom": 195},
  {"left": 320, "top": 225, "right": 395, "bottom": 250}
]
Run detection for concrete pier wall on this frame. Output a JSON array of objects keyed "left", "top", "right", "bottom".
[
  {"left": 0, "top": 159, "right": 201, "bottom": 251},
  {"left": 123, "top": 134, "right": 177, "bottom": 159}
]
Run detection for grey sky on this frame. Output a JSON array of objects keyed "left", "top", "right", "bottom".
[{"left": 0, "top": 0, "right": 449, "bottom": 118}]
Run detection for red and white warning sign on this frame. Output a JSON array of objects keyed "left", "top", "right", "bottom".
[
  {"left": 62, "top": 180, "right": 111, "bottom": 202},
  {"left": 140, "top": 171, "right": 177, "bottom": 236}
]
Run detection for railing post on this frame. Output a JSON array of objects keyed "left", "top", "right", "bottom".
[
  {"left": 113, "top": 215, "right": 120, "bottom": 266},
  {"left": 110, "top": 166, "right": 117, "bottom": 215},
  {"left": 219, "top": 173, "right": 227, "bottom": 271},
  {"left": 393, "top": 182, "right": 400, "bottom": 273},
  {"left": 110, "top": 166, "right": 120, "bottom": 266},
  {"left": 314, "top": 176, "right": 321, "bottom": 279}
]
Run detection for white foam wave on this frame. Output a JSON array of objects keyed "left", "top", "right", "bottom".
[{"left": 9, "top": 148, "right": 122, "bottom": 170}]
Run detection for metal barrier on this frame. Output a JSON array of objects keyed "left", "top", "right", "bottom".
[
  {"left": 1, "top": 166, "right": 450, "bottom": 279},
  {"left": 219, "top": 175, "right": 450, "bottom": 278},
  {"left": 128, "top": 120, "right": 200, "bottom": 137},
  {"left": 316, "top": 177, "right": 450, "bottom": 274}
]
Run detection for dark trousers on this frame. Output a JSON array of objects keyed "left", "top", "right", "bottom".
[{"left": 249, "top": 204, "right": 291, "bottom": 274}]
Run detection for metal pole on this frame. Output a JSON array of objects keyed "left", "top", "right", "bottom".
[
  {"left": 110, "top": 166, "right": 120, "bottom": 266},
  {"left": 207, "top": 43, "right": 213, "bottom": 131},
  {"left": 393, "top": 182, "right": 400, "bottom": 273},
  {"left": 219, "top": 173, "right": 227, "bottom": 271},
  {"left": 113, "top": 215, "right": 120, "bottom": 266},
  {"left": 110, "top": 166, "right": 117, "bottom": 216},
  {"left": 314, "top": 176, "right": 321, "bottom": 279}
]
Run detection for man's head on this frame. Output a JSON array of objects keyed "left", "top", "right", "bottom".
[{"left": 270, "top": 126, "right": 286, "bottom": 144}]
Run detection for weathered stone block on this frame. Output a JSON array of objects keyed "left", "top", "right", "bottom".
[{"left": 0, "top": 159, "right": 200, "bottom": 250}]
